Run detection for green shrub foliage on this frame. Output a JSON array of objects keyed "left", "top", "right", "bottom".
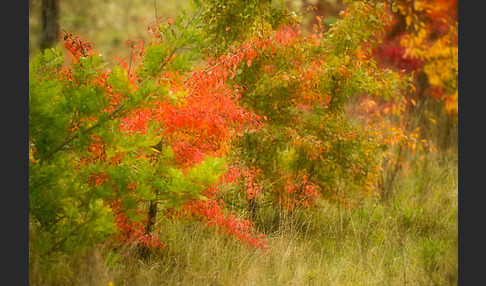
[{"left": 29, "top": 0, "right": 416, "bottom": 256}]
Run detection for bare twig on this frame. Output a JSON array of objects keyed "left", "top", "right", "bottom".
[
  {"left": 154, "top": 0, "right": 158, "bottom": 20},
  {"left": 156, "top": 1, "right": 206, "bottom": 73}
]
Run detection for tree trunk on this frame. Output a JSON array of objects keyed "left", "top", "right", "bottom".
[
  {"left": 145, "top": 193, "right": 158, "bottom": 236},
  {"left": 39, "top": 0, "right": 60, "bottom": 51},
  {"left": 139, "top": 190, "right": 158, "bottom": 259}
]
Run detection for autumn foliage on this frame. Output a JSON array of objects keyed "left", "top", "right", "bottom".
[
  {"left": 29, "top": 0, "right": 453, "bottom": 258},
  {"left": 373, "top": 0, "right": 458, "bottom": 117}
]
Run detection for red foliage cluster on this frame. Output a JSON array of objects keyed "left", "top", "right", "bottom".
[
  {"left": 373, "top": 36, "right": 422, "bottom": 72},
  {"left": 221, "top": 165, "right": 263, "bottom": 200},
  {"left": 242, "top": 167, "right": 263, "bottom": 201},
  {"left": 146, "top": 17, "right": 175, "bottom": 41},
  {"left": 182, "top": 198, "right": 267, "bottom": 250},
  {"left": 278, "top": 174, "right": 320, "bottom": 210},
  {"left": 61, "top": 31, "right": 100, "bottom": 61},
  {"left": 110, "top": 198, "right": 166, "bottom": 250},
  {"left": 59, "top": 25, "right": 305, "bottom": 251},
  {"left": 191, "top": 25, "right": 297, "bottom": 86}
]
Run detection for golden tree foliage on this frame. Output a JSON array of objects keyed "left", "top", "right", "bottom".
[{"left": 395, "top": 0, "right": 458, "bottom": 117}]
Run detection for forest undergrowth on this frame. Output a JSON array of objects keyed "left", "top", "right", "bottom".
[{"left": 30, "top": 148, "right": 457, "bottom": 285}]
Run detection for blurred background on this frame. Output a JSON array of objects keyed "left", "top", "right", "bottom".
[
  {"left": 28, "top": 0, "right": 345, "bottom": 61},
  {"left": 29, "top": 0, "right": 193, "bottom": 61}
]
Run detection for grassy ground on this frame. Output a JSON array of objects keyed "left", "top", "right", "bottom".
[{"left": 29, "top": 149, "right": 458, "bottom": 285}]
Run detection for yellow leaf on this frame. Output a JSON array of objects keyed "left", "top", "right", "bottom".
[
  {"left": 150, "top": 147, "right": 161, "bottom": 154},
  {"left": 405, "top": 15, "right": 412, "bottom": 26}
]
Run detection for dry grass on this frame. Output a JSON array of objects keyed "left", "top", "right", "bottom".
[{"left": 29, "top": 149, "right": 457, "bottom": 286}]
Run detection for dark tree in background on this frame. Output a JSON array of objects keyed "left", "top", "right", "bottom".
[{"left": 39, "top": 0, "right": 60, "bottom": 50}]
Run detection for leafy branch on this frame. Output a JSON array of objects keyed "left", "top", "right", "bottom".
[{"left": 41, "top": 103, "right": 125, "bottom": 162}]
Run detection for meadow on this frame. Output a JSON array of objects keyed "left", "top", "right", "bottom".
[{"left": 30, "top": 147, "right": 457, "bottom": 285}]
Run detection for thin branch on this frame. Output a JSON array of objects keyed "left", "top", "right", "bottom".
[
  {"left": 183, "top": 34, "right": 278, "bottom": 95},
  {"left": 41, "top": 103, "right": 125, "bottom": 162},
  {"left": 47, "top": 218, "right": 94, "bottom": 255},
  {"left": 156, "top": 1, "right": 206, "bottom": 73},
  {"left": 154, "top": 0, "right": 158, "bottom": 20}
]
